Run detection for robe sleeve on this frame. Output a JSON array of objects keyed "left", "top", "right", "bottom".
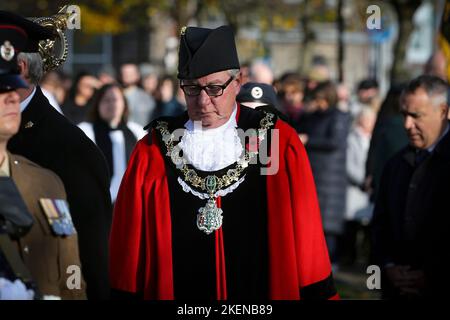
[
  {"left": 267, "top": 120, "right": 338, "bottom": 300},
  {"left": 109, "top": 132, "right": 174, "bottom": 299}
]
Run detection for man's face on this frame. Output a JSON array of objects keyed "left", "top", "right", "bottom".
[
  {"left": 358, "top": 88, "right": 378, "bottom": 104},
  {"left": 98, "top": 86, "right": 125, "bottom": 126},
  {"left": 0, "top": 90, "right": 21, "bottom": 142},
  {"left": 182, "top": 70, "right": 240, "bottom": 129},
  {"left": 283, "top": 84, "right": 303, "bottom": 107},
  {"left": 401, "top": 88, "right": 448, "bottom": 150},
  {"left": 121, "top": 64, "right": 140, "bottom": 87}
]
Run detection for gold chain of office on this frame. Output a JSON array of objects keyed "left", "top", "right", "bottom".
[{"left": 155, "top": 112, "right": 275, "bottom": 197}]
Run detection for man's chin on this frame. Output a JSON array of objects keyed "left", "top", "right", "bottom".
[
  {"left": 0, "top": 128, "right": 18, "bottom": 141},
  {"left": 409, "top": 140, "right": 424, "bottom": 149},
  {"left": 199, "top": 114, "right": 216, "bottom": 126}
]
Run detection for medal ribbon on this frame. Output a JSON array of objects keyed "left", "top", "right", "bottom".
[{"left": 214, "top": 196, "right": 227, "bottom": 300}]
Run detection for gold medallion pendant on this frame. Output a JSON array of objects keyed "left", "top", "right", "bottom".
[
  {"left": 197, "top": 198, "right": 223, "bottom": 234},
  {"left": 197, "top": 175, "right": 223, "bottom": 234}
]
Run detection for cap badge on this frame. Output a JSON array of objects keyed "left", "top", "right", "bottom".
[
  {"left": 24, "top": 121, "right": 34, "bottom": 129},
  {"left": 251, "top": 86, "right": 263, "bottom": 99},
  {"left": 0, "top": 41, "right": 15, "bottom": 62}
]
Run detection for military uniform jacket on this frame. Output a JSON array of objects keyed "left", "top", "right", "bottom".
[
  {"left": 9, "top": 152, "right": 86, "bottom": 299},
  {"left": 7, "top": 87, "right": 112, "bottom": 299}
]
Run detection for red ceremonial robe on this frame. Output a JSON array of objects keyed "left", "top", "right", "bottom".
[{"left": 109, "top": 107, "right": 338, "bottom": 300}]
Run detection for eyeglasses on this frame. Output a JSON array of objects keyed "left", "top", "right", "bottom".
[{"left": 180, "top": 76, "right": 234, "bottom": 97}]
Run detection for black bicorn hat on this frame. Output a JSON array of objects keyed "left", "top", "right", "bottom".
[
  {"left": 237, "top": 82, "right": 278, "bottom": 107},
  {"left": 178, "top": 25, "right": 240, "bottom": 80},
  {"left": 0, "top": 10, "right": 55, "bottom": 53},
  {"left": 0, "top": 24, "right": 28, "bottom": 91}
]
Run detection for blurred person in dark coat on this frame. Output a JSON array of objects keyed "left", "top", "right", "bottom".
[
  {"left": 61, "top": 71, "right": 99, "bottom": 124},
  {"left": 297, "top": 81, "right": 351, "bottom": 266},
  {"left": 2, "top": 11, "right": 112, "bottom": 299},
  {"left": 366, "top": 84, "right": 409, "bottom": 202},
  {"left": 148, "top": 75, "right": 185, "bottom": 122},
  {"left": 371, "top": 75, "right": 450, "bottom": 299}
]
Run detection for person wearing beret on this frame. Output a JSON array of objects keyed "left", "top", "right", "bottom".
[
  {"left": 237, "top": 82, "right": 279, "bottom": 109},
  {"left": 237, "top": 81, "right": 295, "bottom": 126},
  {"left": 0, "top": 22, "right": 85, "bottom": 299},
  {"left": 1, "top": 11, "right": 112, "bottom": 299},
  {"left": 109, "top": 25, "right": 338, "bottom": 300}
]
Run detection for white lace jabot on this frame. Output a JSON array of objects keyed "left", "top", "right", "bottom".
[{"left": 179, "top": 106, "right": 243, "bottom": 172}]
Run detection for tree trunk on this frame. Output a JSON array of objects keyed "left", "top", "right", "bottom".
[
  {"left": 390, "top": 0, "right": 422, "bottom": 82},
  {"left": 171, "top": 0, "right": 202, "bottom": 34},
  {"left": 337, "top": 0, "right": 345, "bottom": 82},
  {"left": 299, "top": 0, "right": 311, "bottom": 74}
]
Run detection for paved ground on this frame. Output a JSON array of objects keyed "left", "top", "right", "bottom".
[{"left": 334, "top": 263, "right": 381, "bottom": 300}]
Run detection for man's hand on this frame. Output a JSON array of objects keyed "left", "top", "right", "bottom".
[
  {"left": 363, "top": 175, "right": 373, "bottom": 194},
  {"left": 385, "top": 265, "right": 413, "bottom": 288},
  {"left": 399, "top": 269, "right": 425, "bottom": 296},
  {"left": 385, "top": 265, "right": 425, "bottom": 297}
]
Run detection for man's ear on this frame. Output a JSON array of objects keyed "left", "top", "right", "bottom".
[
  {"left": 233, "top": 76, "right": 241, "bottom": 95},
  {"left": 439, "top": 103, "right": 448, "bottom": 120},
  {"left": 17, "top": 58, "right": 28, "bottom": 78}
]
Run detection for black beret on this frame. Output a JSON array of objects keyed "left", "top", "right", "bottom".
[
  {"left": 0, "top": 10, "right": 55, "bottom": 52},
  {"left": 178, "top": 25, "right": 240, "bottom": 79},
  {"left": 0, "top": 24, "right": 28, "bottom": 90},
  {"left": 237, "top": 82, "right": 278, "bottom": 107}
]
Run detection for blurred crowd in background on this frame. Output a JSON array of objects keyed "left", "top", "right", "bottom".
[{"left": 40, "top": 54, "right": 440, "bottom": 279}]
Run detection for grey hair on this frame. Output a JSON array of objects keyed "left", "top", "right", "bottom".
[
  {"left": 401, "top": 75, "right": 449, "bottom": 109},
  {"left": 180, "top": 69, "right": 241, "bottom": 84},
  {"left": 17, "top": 52, "right": 43, "bottom": 85},
  {"left": 227, "top": 69, "right": 241, "bottom": 78}
]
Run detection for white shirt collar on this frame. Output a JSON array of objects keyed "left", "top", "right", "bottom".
[
  {"left": 0, "top": 152, "right": 10, "bottom": 177},
  {"left": 20, "top": 86, "right": 36, "bottom": 112},
  {"left": 427, "top": 123, "right": 449, "bottom": 153}
]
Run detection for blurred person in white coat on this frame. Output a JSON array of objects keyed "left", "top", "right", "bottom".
[{"left": 341, "top": 107, "right": 376, "bottom": 266}]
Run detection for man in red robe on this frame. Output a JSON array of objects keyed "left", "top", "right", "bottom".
[{"left": 109, "top": 25, "right": 338, "bottom": 300}]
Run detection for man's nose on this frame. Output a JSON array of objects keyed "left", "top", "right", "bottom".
[
  {"left": 198, "top": 88, "right": 210, "bottom": 105},
  {"left": 404, "top": 115, "right": 413, "bottom": 130},
  {"left": 8, "top": 91, "right": 20, "bottom": 105}
]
